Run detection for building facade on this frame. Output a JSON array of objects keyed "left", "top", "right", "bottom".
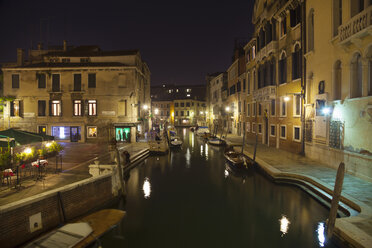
[
  {"left": 1, "top": 43, "right": 151, "bottom": 143},
  {"left": 305, "top": 0, "right": 372, "bottom": 180},
  {"left": 206, "top": 72, "right": 227, "bottom": 130}
]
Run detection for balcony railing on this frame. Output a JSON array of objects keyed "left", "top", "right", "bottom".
[
  {"left": 339, "top": 5, "right": 372, "bottom": 43},
  {"left": 256, "top": 41, "right": 278, "bottom": 62},
  {"left": 253, "top": 85, "right": 276, "bottom": 101}
]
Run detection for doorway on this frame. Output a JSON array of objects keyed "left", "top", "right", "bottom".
[{"left": 70, "top": 126, "right": 81, "bottom": 142}]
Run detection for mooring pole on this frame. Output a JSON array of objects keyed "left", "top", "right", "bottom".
[
  {"left": 253, "top": 133, "right": 258, "bottom": 161},
  {"left": 116, "top": 148, "right": 126, "bottom": 197},
  {"left": 327, "top": 162, "right": 345, "bottom": 238}
]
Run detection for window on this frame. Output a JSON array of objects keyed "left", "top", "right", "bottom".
[
  {"left": 62, "top": 58, "right": 70, "bottom": 63},
  {"left": 181, "top": 111, "right": 184, "bottom": 116},
  {"left": 247, "top": 72, "right": 251, "bottom": 94},
  {"left": 186, "top": 88, "right": 191, "bottom": 92},
  {"left": 294, "top": 95, "right": 301, "bottom": 117},
  {"left": 167, "top": 111, "right": 169, "bottom": 116},
  {"left": 175, "top": 103, "right": 179, "bottom": 107},
  {"left": 161, "top": 111, "right": 164, "bottom": 116},
  {"left": 280, "top": 17, "right": 287, "bottom": 37},
  {"left": 12, "top": 74, "right": 19, "bottom": 88},
  {"left": 50, "top": 100, "right": 61, "bottom": 116},
  {"left": 292, "top": 45, "right": 301, "bottom": 80},
  {"left": 258, "top": 124, "right": 262, "bottom": 134},
  {"left": 243, "top": 79, "right": 246, "bottom": 92},
  {"left": 237, "top": 81, "right": 241, "bottom": 92},
  {"left": 80, "top": 58, "right": 90, "bottom": 63},
  {"left": 280, "top": 125, "right": 286, "bottom": 139},
  {"left": 186, "top": 102, "right": 190, "bottom": 107},
  {"left": 52, "top": 74, "right": 60, "bottom": 92},
  {"left": 88, "top": 74, "right": 96, "bottom": 88},
  {"left": 351, "top": 53, "right": 363, "bottom": 98},
  {"left": 243, "top": 100, "right": 246, "bottom": 113},
  {"left": 331, "top": 0, "right": 342, "bottom": 37},
  {"left": 175, "top": 111, "right": 178, "bottom": 116},
  {"left": 247, "top": 103, "right": 251, "bottom": 116},
  {"left": 351, "top": 0, "right": 365, "bottom": 17},
  {"left": 229, "top": 85, "right": 236, "bottom": 95},
  {"left": 10, "top": 100, "right": 22, "bottom": 117},
  {"left": 279, "top": 53, "right": 287, "bottom": 84},
  {"left": 187, "top": 111, "right": 189, "bottom": 116},
  {"left": 290, "top": 5, "right": 301, "bottom": 27},
  {"left": 280, "top": 98, "right": 287, "bottom": 117},
  {"left": 258, "top": 103, "right": 262, "bottom": 116},
  {"left": 38, "top": 74, "right": 46, "bottom": 88},
  {"left": 253, "top": 102, "right": 256, "bottom": 116},
  {"left": 308, "top": 9, "right": 314, "bottom": 52},
  {"left": 238, "top": 101, "right": 241, "bottom": 113},
  {"left": 271, "top": 99, "right": 276, "bottom": 116},
  {"left": 87, "top": 126, "right": 97, "bottom": 138},
  {"left": 88, "top": 100, "right": 97, "bottom": 116},
  {"left": 192, "top": 102, "right": 194, "bottom": 106},
  {"left": 270, "top": 125, "right": 276, "bottom": 136},
  {"left": 73, "top": 100, "right": 82, "bottom": 116},
  {"left": 181, "top": 102, "right": 184, "bottom": 107},
  {"left": 252, "top": 122, "right": 256, "bottom": 133},
  {"left": 38, "top": 100, "right": 46, "bottom": 116},
  {"left": 293, "top": 126, "right": 301, "bottom": 141},
  {"left": 74, "top": 74, "right": 82, "bottom": 91},
  {"left": 167, "top": 104, "right": 170, "bottom": 107},
  {"left": 333, "top": 60, "right": 342, "bottom": 100},
  {"left": 38, "top": 126, "right": 47, "bottom": 135},
  {"left": 246, "top": 122, "right": 251, "bottom": 132}
]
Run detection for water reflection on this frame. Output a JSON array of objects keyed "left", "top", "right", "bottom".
[
  {"left": 205, "top": 144, "right": 208, "bottom": 160},
  {"left": 317, "top": 222, "right": 325, "bottom": 247},
  {"left": 224, "top": 169, "right": 229, "bottom": 178},
  {"left": 200, "top": 145, "right": 203, "bottom": 156},
  {"left": 185, "top": 148, "right": 191, "bottom": 168},
  {"left": 279, "top": 215, "right": 290, "bottom": 237},
  {"left": 143, "top": 177, "right": 151, "bottom": 199}
]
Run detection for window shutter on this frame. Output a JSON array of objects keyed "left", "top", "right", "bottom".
[
  {"left": 19, "top": 100, "right": 24, "bottom": 118},
  {"left": 49, "top": 100, "right": 52, "bottom": 116}
]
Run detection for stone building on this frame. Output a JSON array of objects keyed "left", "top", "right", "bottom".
[
  {"left": 206, "top": 72, "right": 227, "bottom": 130},
  {"left": 305, "top": 0, "right": 372, "bottom": 180},
  {"left": 1, "top": 42, "right": 151, "bottom": 143}
]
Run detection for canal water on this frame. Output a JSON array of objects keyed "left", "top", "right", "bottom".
[{"left": 101, "top": 128, "right": 335, "bottom": 247}]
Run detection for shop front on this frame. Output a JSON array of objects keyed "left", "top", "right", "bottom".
[
  {"left": 51, "top": 126, "right": 82, "bottom": 142},
  {"left": 114, "top": 123, "right": 137, "bottom": 143}
]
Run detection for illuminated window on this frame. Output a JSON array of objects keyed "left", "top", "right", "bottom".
[
  {"left": 51, "top": 100, "right": 61, "bottom": 116},
  {"left": 186, "top": 88, "right": 191, "bottom": 92},
  {"left": 87, "top": 126, "right": 97, "bottom": 138},
  {"left": 10, "top": 100, "right": 22, "bottom": 117},
  {"left": 38, "top": 126, "right": 46, "bottom": 134},
  {"left": 73, "top": 100, "right": 82, "bottom": 116},
  {"left": 88, "top": 100, "right": 97, "bottom": 116}
]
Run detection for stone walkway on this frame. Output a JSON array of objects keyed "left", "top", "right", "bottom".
[
  {"left": 225, "top": 134, "right": 372, "bottom": 247},
  {"left": 0, "top": 142, "right": 148, "bottom": 206}
]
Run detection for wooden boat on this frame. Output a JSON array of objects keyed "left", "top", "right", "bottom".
[
  {"left": 224, "top": 150, "right": 246, "bottom": 169},
  {"left": 208, "top": 137, "right": 226, "bottom": 146},
  {"left": 170, "top": 136, "right": 183, "bottom": 147},
  {"left": 25, "top": 209, "right": 125, "bottom": 248},
  {"left": 195, "top": 126, "right": 210, "bottom": 136}
]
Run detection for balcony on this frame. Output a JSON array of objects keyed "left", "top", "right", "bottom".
[
  {"left": 253, "top": 85, "right": 276, "bottom": 102},
  {"left": 256, "top": 41, "right": 278, "bottom": 62},
  {"left": 339, "top": 5, "right": 372, "bottom": 44}
]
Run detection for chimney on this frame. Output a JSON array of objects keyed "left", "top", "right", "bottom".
[
  {"left": 17, "top": 48, "right": 24, "bottom": 66},
  {"left": 63, "top": 40, "right": 67, "bottom": 51}
]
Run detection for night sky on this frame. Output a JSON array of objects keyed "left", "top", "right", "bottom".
[{"left": 0, "top": 0, "right": 254, "bottom": 85}]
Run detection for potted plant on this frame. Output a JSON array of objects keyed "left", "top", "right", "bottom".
[{"left": 38, "top": 148, "right": 48, "bottom": 159}]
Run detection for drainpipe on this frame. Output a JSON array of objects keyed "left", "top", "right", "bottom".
[{"left": 300, "top": 0, "right": 307, "bottom": 156}]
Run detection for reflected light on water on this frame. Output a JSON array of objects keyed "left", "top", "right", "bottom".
[
  {"left": 183, "top": 128, "right": 186, "bottom": 136},
  {"left": 200, "top": 145, "right": 203, "bottom": 156},
  {"left": 317, "top": 222, "right": 325, "bottom": 247},
  {"left": 143, "top": 178, "right": 151, "bottom": 199},
  {"left": 279, "top": 215, "right": 290, "bottom": 236},
  {"left": 224, "top": 169, "right": 229, "bottom": 178},
  {"left": 185, "top": 148, "right": 191, "bottom": 168},
  {"left": 190, "top": 133, "right": 194, "bottom": 148},
  {"left": 205, "top": 144, "right": 208, "bottom": 160}
]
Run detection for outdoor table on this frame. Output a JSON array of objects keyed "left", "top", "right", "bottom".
[
  {"left": 2, "top": 169, "right": 15, "bottom": 185},
  {"left": 31, "top": 159, "right": 48, "bottom": 180}
]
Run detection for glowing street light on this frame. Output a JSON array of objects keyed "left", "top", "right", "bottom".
[
  {"left": 225, "top": 106, "right": 230, "bottom": 112},
  {"left": 154, "top": 108, "right": 159, "bottom": 115},
  {"left": 24, "top": 147, "right": 32, "bottom": 154},
  {"left": 322, "top": 107, "right": 332, "bottom": 115},
  {"left": 284, "top": 96, "right": 291, "bottom": 102},
  {"left": 143, "top": 105, "right": 148, "bottom": 110},
  {"left": 200, "top": 111, "right": 203, "bottom": 115}
]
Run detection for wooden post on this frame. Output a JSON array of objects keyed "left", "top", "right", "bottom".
[
  {"left": 116, "top": 148, "right": 126, "bottom": 197},
  {"left": 253, "top": 133, "right": 258, "bottom": 161},
  {"left": 241, "top": 128, "right": 246, "bottom": 154},
  {"left": 327, "top": 162, "right": 345, "bottom": 238}
]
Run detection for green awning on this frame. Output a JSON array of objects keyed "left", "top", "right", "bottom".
[{"left": 0, "top": 128, "right": 54, "bottom": 146}]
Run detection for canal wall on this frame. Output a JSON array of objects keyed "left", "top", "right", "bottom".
[{"left": 0, "top": 148, "right": 149, "bottom": 248}]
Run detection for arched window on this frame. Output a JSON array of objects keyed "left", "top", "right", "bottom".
[
  {"left": 366, "top": 46, "right": 372, "bottom": 96},
  {"left": 270, "top": 57, "right": 276, "bottom": 85},
  {"left": 292, "top": 44, "right": 302, "bottom": 80},
  {"left": 333, "top": 60, "right": 342, "bottom": 100},
  {"left": 279, "top": 51, "right": 287, "bottom": 84},
  {"left": 350, "top": 53, "right": 363, "bottom": 98},
  {"left": 351, "top": 0, "right": 364, "bottom": 17},
  {"left": 308, "top": 9, "right": 314, "bottom": 52}
]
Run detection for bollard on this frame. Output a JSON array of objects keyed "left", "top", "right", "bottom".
[{"left": 327, "top": 162, "right": 345, "bottom": 238}]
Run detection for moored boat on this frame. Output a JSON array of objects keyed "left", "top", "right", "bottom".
[
  {"left": 170, "top": 136, "right": 183, "bottom": 147},
  {"left": 25, "top": 209, "right": 125, "bottom": 248},
  {"left": 208, "top": 137, "right": 226, "bottom": 146}
]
